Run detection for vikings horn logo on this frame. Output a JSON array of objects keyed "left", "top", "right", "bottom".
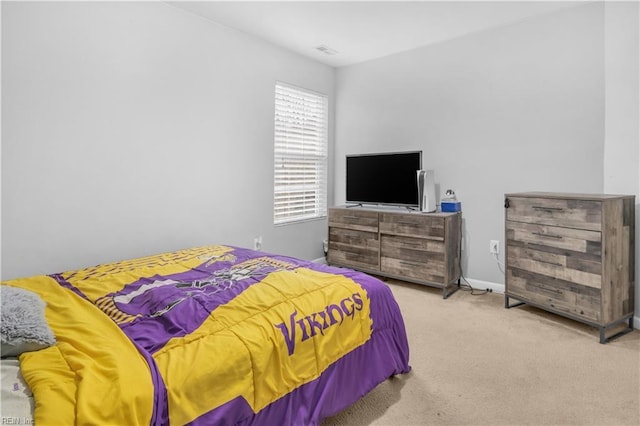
[{"left": 95, "top": 257, "right": 297, "bottom": 323}]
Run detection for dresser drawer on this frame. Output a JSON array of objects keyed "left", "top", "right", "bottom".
[
  {"left": 379, "top": 213, "right": 445, "bottom": 240},
  {"left": 327, "top": 248, "right": 379, "bottom": 271},
  {"left": 380, "top": 256, "right": 445, "bottom": 284},
  {"left": 328, "top": 228, "right": 379, "bottom": 270},
  {"left": 506, "top": 197, "right": 602, "bottom": 231},
  {"left": 507, "top": 242, "right": 602, "bottom": 289},
  {"left": 328, "top": 208, "right": 378, "bottom": 233},
  {"left": 329, "top": 227, "right": 379, "bottom": 249},
  {"left": 381, "top": 235, "right": 445, "bottom": 257},
  {"left": 507, "top": 268, "right": 601, "bottom": 322},
  {"left": 506, "top": 221, "right": 601, "bottom": 256}
]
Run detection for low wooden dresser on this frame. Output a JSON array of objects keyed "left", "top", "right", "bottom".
[
  {"left": 327, "top": 207, "right": 462, "bottom": 298},
  {"left": 504, "top": 192, "right": 635, "bottom": 343}
]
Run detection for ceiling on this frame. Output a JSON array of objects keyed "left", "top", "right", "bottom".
[{"left": 166, "top": 1, "right": 582, "bottom": 68}]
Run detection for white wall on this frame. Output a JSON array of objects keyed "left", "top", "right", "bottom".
[
  {"left": 1, "top": 2, "right": 334, "bottom": 280},
  {"left": 603, "top": 1, "right": 640, "bottom": 321},
  {"left": 335, "top": 3, "right": 606, "bottom": 287}
]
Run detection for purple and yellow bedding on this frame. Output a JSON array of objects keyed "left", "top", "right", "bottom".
[{"left": 3, "top": 245, "right": 410, "bottom": 425}]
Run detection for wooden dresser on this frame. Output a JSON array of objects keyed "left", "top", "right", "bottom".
[
  {"left": 504, "top": 192, "right": 635, "bottom": 343},
  {"left": 328, "top": 207, "right": 462, "bottom": 298}
]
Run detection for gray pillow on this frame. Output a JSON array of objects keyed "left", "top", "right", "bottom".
[{"left": 1, "top": 286, "right": 56, "bottom": 357}]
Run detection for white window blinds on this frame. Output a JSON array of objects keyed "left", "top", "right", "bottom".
[{"left": 274, "top": 83, "right": 328, "bottom": 225}]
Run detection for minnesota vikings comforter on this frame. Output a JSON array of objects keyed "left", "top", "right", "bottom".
[{"left": 4, "top": 245, "right": 410, "bottom": 425}]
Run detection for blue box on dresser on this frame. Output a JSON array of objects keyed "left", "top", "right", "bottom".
[{"left": 441, "top": 201, "right": 461, "bottom": 212}]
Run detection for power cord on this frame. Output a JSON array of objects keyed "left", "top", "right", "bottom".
[
  {"left": 457, "top": 258, "right": 492, "bottom": 296},
  {"left": 458, "top": 273, "right": 493, "bottom": 295},
  {"left": 457, "top": 242, "right": 507, "bottom": 295},
  {"left": 494, "top": 252, "right": 505, "bottom": 275}
]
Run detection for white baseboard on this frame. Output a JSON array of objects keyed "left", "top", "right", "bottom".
[
  {"left": 312, "top": 257, "right": 327, "bottom": 264},
  {"left": 463, "top": 278, "right": 640, "bottom": 330}
]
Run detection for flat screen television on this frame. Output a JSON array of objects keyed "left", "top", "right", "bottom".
[{"left": 346, "top": 151, "right": 422, "bottom": 207}]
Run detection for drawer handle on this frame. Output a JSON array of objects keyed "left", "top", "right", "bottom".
[
  {"left": 532, "top": 232, "right": 563, "bottom": 239},
  {"left": 400, "top": 260, "right": 420, "bottom": 268},
  {"left": 402, "top": 241, "right": 422, "bottom": 247},
  {"left": 397, "top": 221, "right": 418, "bottom": 226},
  {"left": 341, "top": 250, "right": 362, "bottom": 257},
  {"left": 532, "top": 206, "right": 564, "bottom": 212},
  {"left": 537, "top": 285, "right": 562, "bottom": 295},
  {"left": 535, "top": 259, "right": 563, "bottom": 267}
]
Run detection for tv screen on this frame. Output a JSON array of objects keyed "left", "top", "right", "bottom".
[{"left": 346, "top": 151, "right": 422, "bottom": 207}]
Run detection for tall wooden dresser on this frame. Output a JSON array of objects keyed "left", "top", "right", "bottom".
[
  {"left": 504, "top": 192, "right": 635, "bottom": 343},
  {"left": 327, "top": 207, "right": 462, "bottom": 298}
]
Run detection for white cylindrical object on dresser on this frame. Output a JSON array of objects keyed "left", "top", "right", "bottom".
[{"left": 417, "top": 170, "right": 436, "bottom": 212}]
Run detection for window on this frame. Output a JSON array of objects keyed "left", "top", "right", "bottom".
[{"left": 274, "top": 82, "right": 328, "bottom": 225}]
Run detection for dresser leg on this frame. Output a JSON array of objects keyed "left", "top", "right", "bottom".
[
  {"left": 504, "top": 295, "right": 525, "bottom": 309},
  {"left": 442, "top": 280, "right": 461, "bottom": 299},
  {"left": 599, "top": 317, "right": 635, "bottom": 344}
]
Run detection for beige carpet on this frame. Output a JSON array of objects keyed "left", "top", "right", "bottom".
[{"left": 323, "top": 280, "right": 640, "bottom": 426}]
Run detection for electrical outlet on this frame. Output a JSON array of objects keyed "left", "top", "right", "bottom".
[
  {"left": 490, "top": 240, "right": 500, "bottom": 254},
  {"left": 253, "top": 236, "right": 263, "bottom": 251}
]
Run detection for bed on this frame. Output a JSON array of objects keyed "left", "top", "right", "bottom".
[{"left": 1, "top": 245, "right": 410, "bottom": 425}]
